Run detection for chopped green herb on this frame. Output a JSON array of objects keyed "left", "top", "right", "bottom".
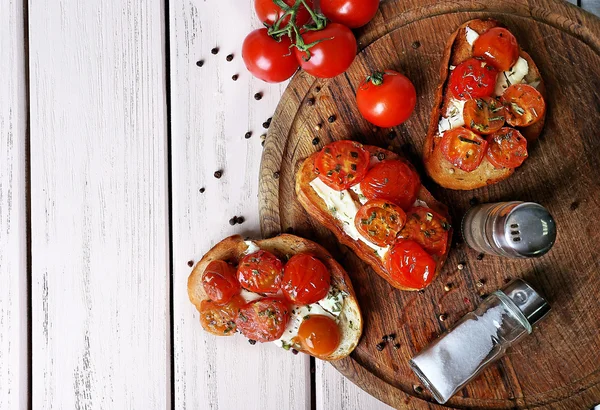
[
  {"left": 303, "top": 315, "right": 310, "bottom": 321},
  {"left": 458, "top": 136, "right": 481, "bottom": 145}
]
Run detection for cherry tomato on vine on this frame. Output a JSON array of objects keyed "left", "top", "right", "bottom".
[
  {"left": 314, "top": 140, "right": 370, "bottom": 190},
  {"left": 448, "top": 57, "right": 498, "bottom": 100},
  {"left": 473, "top": 27, "right": 519, "bottom": 71},
  {"left": 281, "top": 254, "right": 330, "bottom": 305},
  {"left": 202, "top": 260, "right": 241, "bottom": 305},
  {"left": 294, "top": 23, "right": 357, "bottom": 79},
  {"left": 486, "top": 127, "right": 528, "bottom": 169},
  {"left": 297, "top": 315, "right": 340, "bottom": 356},
  {"left": 356, "top": 70, "right": 417, "bottom": 128},
  {"left": 501, "top": 84, "right": 545, "bottom": 127},
  {"left": 384, "top": 239, "right": 437, "bottom": 290},
  {"left": 242, "top": 28, "right": 299, "bottom": 83},
  {"left": 255, "top": 0, "right": 314, "bottom": 27},
  {"left": 319, "top": 0, "right": 379, "bottom": 28},
  {"left": 360, "top": 160, "right": 421, "bottom": 211},
  {"left": 439, "top": 127, "right": 488, "bottom": 172}
]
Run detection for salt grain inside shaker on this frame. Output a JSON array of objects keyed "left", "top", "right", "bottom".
[{"left": 409, "top": 279, "right": 550, "bottom": 404}]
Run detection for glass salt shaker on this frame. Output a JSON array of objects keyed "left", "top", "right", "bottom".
[
  {"left": 409, "top": 279, "right": 550, "bottom": 404},
  {"left": 462, "top": 201, "right": 557, "bottom": 258}
]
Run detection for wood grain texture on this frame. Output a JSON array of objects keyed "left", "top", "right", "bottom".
[
  {"left": 168, "top": 0, "right": 310, "bottom": 409},
  {"left": 0, "top": 0, "right": 28, "bottom": 408},
  {"left": 28, "top": 1, "right": 170, "bottom": 408},
  {"left": 260, "top": 0, "right": 600, "bottom": 408}
]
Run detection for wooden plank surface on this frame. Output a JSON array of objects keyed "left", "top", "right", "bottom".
[
  {"left": 168, "top": 0, "right": 311, "bottom": 409},
  {"left": 0, "top": 0, "right": 28, "bottom": 409},
  {"left": 28, "top": 1, "right": 170, "bottom": 408}
]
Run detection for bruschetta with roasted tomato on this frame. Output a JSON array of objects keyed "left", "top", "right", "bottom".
[
  {"left": 188, "top": 234, "right": 362, "bottom": 360},
  {"left": 424, "top": 19, "right": 546, "bottom": 190},
  {"left": 296, "top": 141, "right": 452, "bottom": 291}
]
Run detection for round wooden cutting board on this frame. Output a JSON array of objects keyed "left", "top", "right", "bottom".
[{"left": 259, "top": 0, "right": 600, "bottom": 408}]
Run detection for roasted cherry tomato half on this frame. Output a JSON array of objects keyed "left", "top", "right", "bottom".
[
  {"left": 199, "top": 295, "right": 245, "bottom": 336},
  {"left": 463, "top": 97, "right": 506, "bottom": 135},
  {"left": 202, "top": 260, "right": 241, "bottom": 305},
  {"left": 385, "top": 239, "right": 437, "bottom": 290},
  {"left": 354, "top": 200, "right": 407, "bottom": 247},
  {"left": 448, "top": 57, "right": 498, "bottom": 100},
  {"left": 440, "top": 127, "right": 489, "bottom": 172},
  {"left": 356, "top": 70, "right": 417, "bottom": 128},
  {"left": 314, "top": 140, "right": 370, "bottom": 190},
  {"left": 235, "top": 298, "right": 290, "bottom": 342},
  {"left": 473, "top": 27, "right": 520, "bottom": 71},
  {"left": 294, "top": 23, "right": 357, "bottom": 79},
  {"left": 297, "top": 315, "right": 341, "bottom": 357},
  {"left": 360, "top": 160, "right": 421, "bottom": 211},
  {"left": 501, "top": 84, "right": 545, "bottom": 127},
  {"left": 319, "top": 0, "right": 379, "bottom": 28},
  {"left": 237, "top": 250, "right": 284, "bottom": 294},
  {"left": 486, "top": 127, "right": 528, "bottom": 169},
  {"left": 282, "top": 254, "right": 330, "bottom": 305},
  {"left": 242, "top": 28, "right": 299, "bottom": 83},
  {"left": 254, "top": 0, "right": 313, "bottom": 26},
  {"left": 399, "top": 207, "right": 451, "bottom": 257}
]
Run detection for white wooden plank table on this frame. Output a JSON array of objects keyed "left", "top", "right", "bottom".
[{"left": 0, "top": 1, "right": 598, "bottom": 409}]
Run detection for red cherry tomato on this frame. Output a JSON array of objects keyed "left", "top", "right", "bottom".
[
  {"left": 314, "top": 140, "right": 370, "bottom": 190},
  {"left": 242, "top": 28, "right": 299, "bottom": 83},
  {"left": 294, "top": 23, "right": 357, "bottom": 79},
  {"left": 439, "top": 127, "right": 489, "bottom": 172},
  {"left": 360, "top": 160, "right": 421, "bottom": 211},
  {"left": 354, "top": 200, "right": 407, "bottom": 247},
  {"left": 448, "top": 57, "right": 498, "bottom": 100},
  {"left": 501, "top": 84, "right": 546, "bottom": 127},
  {"left": 486, "top": 127, "right": 528, "bottom": 169},
  {"left": 356, "top": 70, "right": 417, "bottom": 128},
  {"left": 384, "top": 239, "right": 437, "bottom": 290},
  {"left": 463, "top": 97, "right": 506, "bottom": 135},
  {"left": 235, "top": 298, "right": 290, "bottom": 342},
  {"left": 254, "top": 0, "right": 313, "bottom": 26},
  {"left": 473, "top": 27, "right": 519, "bottom": 71},
  {"left": 282, "top": 254, "right": 330, "bottom": 305},
  {"left": 199, "top": 295, "right": 245, "bottom": 336},
  {"left": 202, "top": 260, "right": 241, "bottom": 305},
  {"left": 319, "top": 0, "right": 379, "bottom": 28},
  {"left": 399, "top": 207, "right": 451, "bottom": 257},
  {"left": 297, "top": 315, "right": 340, "bottom": 356},
  {"left": 237, "top": 250, "right": 284, "bottom": 294}
]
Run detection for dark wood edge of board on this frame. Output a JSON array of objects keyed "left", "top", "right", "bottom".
[{"left": 258, "top": 0, "right": 600, "bottom": 408}]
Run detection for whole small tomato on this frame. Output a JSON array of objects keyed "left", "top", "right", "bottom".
[
  {"left": 294, "top": 23, "right": 357, "bottom": 79},
  {"left": 356, "top": 70, "right": 417, "bottom": 127},
  {"left": 242, "top": 29, "right": 299, "bottom": 83},
  {"left": 319, "top": 0, "right": 379, "bottom": 28},
  {"left": 254, "top": 0, "right": 314, "bottom": 26}
]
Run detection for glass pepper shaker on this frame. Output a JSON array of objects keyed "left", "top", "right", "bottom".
[
  {"left": 462, "top": 201, "right": 557, "bottom": 258},
  {"left": 409, "top": 279, "right": 551, "bottom": 404}
]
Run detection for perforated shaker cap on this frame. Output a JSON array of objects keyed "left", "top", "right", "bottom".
[
  {"left": 499, "top": 202, "right": 557, "bottom": 258},
  {"left": 502, "top": 279, "right": 551, "bottom": 326}
]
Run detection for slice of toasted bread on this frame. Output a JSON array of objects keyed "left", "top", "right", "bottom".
[
  {"left": 296, "top": 145, "right": 452, "bottom": 292},
  {"left": 188, "top": 234, "right": 363, "bottom": 361},
  {"left": 424, "top": 19, "right": 547, "bottom": 190}
]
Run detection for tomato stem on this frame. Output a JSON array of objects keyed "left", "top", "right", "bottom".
[{"left": 366, "top": 71, "right": 385, "bottom": 86}]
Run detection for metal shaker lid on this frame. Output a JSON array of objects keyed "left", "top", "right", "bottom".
[
  {"left": 500, "top": 202, "right": 557, "bottom": 258},
  {"left": 502, "top": 279, "right": 551, "bottom": 326}
]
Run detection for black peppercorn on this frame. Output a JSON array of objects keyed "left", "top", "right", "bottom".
[
  {"left": 411, "top": 41, "right": 421, "bottom": 49},
  {"left": 248, "top": 339, "right": 257, "bottom": 345},
  {"left": 312, "top": 137, "right": 320, "bottom": 145},
  {"left": 229, "top": 217, "right": 237, "bottom": 226},
  {"left": 469, "top": 197, "right": 479, "bottom": 206},
  {"left": 413, "top": 385, "right": 424, "bottom": 394},
  {"left": 254, "top": 92, "right": 263, "bottom": 101},
  {"left": 315, "top": 86, "right": 321, "bottom": 92},
  {"left": 273, "top": 171, "right": 280, "bottom": 179},
  {"left": 214, "top": 170, "right": 223, "bottom": 179},
  {"left": 261, "top": 140, "right": 265, "bottom": 147},
  {"left": 477, "top": 253, "right": 485, "bottom": 260},
  {"left": 328, "top": 115, "right": 336, "bottom": 123},
  {"left": 307, "top": 97, "right": 315, "bottom": 106},
  {"left": 199, "top": 187, "right": 205, "bottom": 193},
  {"left": 262, "top": 121, "right": 270, "bottom": 129},
  {"left": 388, "top": 333, "right": 396, "bottom": 340},
  {"left": 237, "top": 216, "right": 245, "bottom": 224},
  {"left": 196, "top": 60, "right": 204, "bottom": 67},
  {"left": 187, "top": 260, "right": 194, "bottom": 267},
  {"left": 376, "top": 342, "right": 386, "bottom": 351},
  {"left": 211, "top": 47, "right": 219, "bottom": 55},
  {"left": 291, "top": 348, "right": 299, "bottom": 355},
  {"left": 232, "top": 74, "right": 239, "bottom": 81},
  {"left": 226, "top": 54, "right": 233, "bottom": 62},
  {"left": 245, "top": 132, "right": 252, "bottom": 139},
  {"left": 393, "top": 343, "right": 400, "bottom": 350},
  {"left": 377, "top": 152, "right": 386, "bottom": 161},
  {"left": 382, "top": 335, "right": 390, "bottom": 342}
]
